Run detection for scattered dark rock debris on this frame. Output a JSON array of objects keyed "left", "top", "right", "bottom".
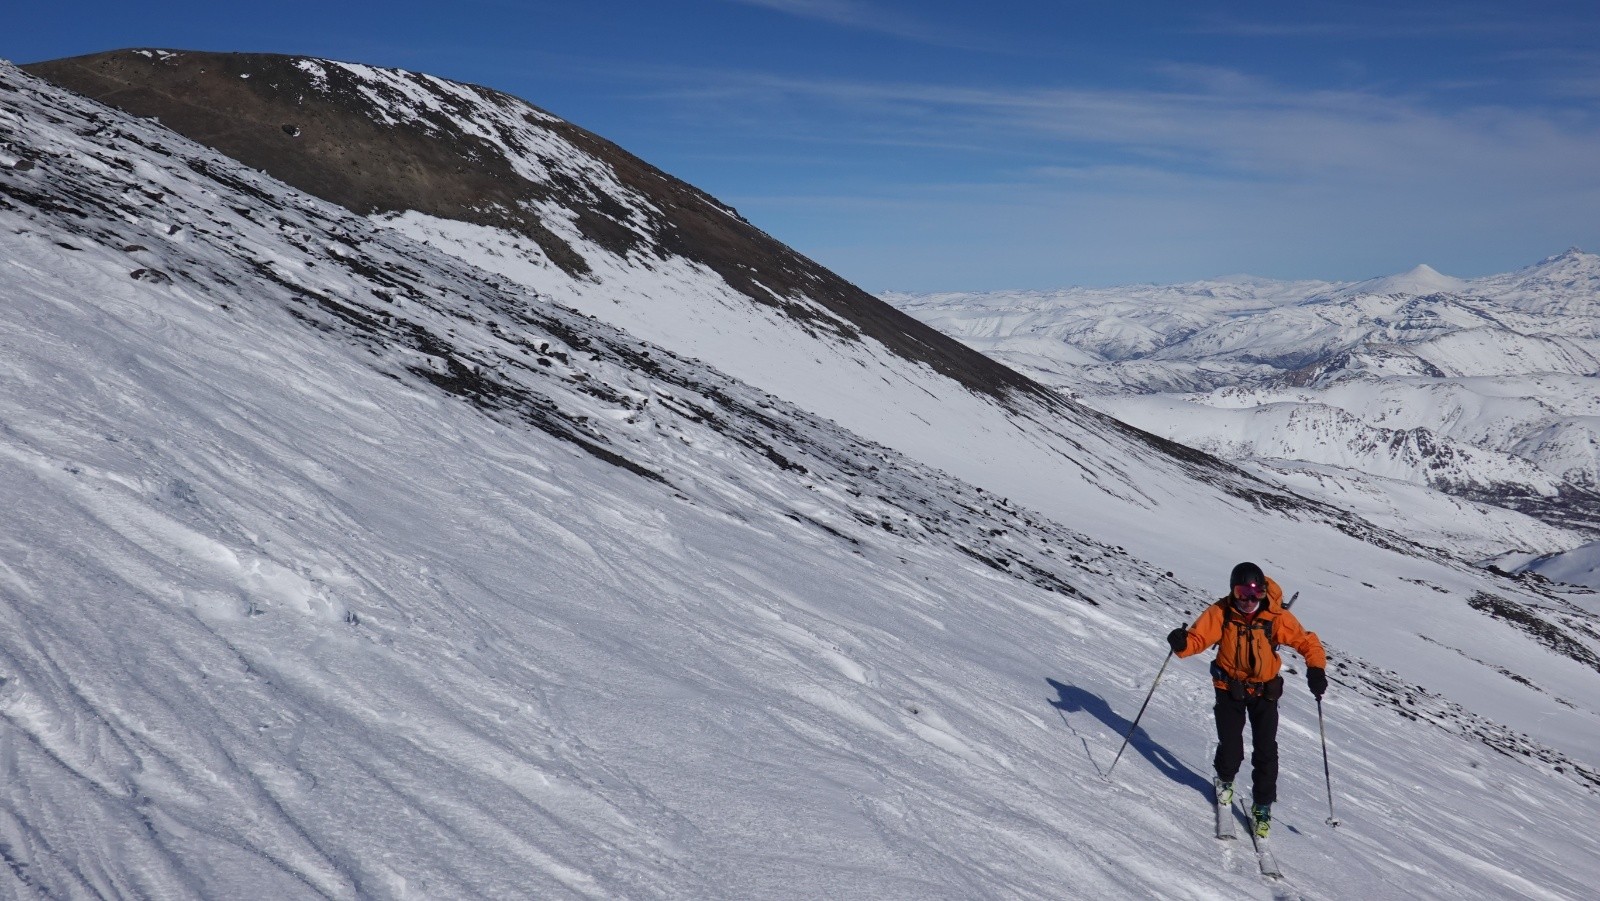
[{"left": 1338, "top": 650, "right": 1600, "bottom": 793}]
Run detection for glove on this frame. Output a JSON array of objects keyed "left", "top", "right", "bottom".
[
  {"left": 1166, "top": 627, "right": 1189, "bottom": 655},
  {"left": 1307, "top": 666, "right": 1328, "bottom": 698}
]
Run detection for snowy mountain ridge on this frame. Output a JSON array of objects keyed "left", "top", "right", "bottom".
[
  {"left": 5, "top": 52, "right": 1600, "bottom": 898},
  {"left": 22, "top": 49, "right": 1035, "bottom": 405}
]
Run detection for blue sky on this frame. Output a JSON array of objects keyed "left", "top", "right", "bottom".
[{"left": 9, "top": 1, "right": 1600, "bottom": 290}]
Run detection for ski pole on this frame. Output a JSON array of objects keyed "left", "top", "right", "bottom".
[
  {"left": 1106, "top": 650, "right": 1173, "bottom": 780},
  {"left": 1318, "top": 696, "right": 1340, "bottom": 827}
]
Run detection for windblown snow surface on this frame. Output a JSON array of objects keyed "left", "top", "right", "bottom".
[{"left": 4, "top": 58, "right": 1600, "bottom": 899}]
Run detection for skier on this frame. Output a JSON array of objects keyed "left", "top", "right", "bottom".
[{"left": 1167, "top": 562, "right": 1327, "bottom": 838}]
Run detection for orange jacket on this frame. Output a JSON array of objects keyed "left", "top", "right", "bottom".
[{"left": 1176, "top": 575, "right": 1326, "bottom": 687}]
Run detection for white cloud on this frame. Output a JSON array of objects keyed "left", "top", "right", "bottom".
[
  {"left": 1187, "top": 10, "right": 1574, "bottom": 41},
  {"left": 716, "top": 0, "right": 989, "bottom": 48},
  {"left": 656, "top": 64, "right": 1600, "bottom": 198}
]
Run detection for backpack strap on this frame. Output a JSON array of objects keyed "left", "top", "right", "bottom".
[{"left": 1222, "top": 601, "right": 1276, "bottom": 646}]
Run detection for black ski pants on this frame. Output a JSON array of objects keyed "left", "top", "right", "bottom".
[{"left": 1213, "top": 689, "right": 1279, "bottom": 805}]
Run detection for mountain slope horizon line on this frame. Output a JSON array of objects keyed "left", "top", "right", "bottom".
[{"left": 22, "top": 47, "right": 1044, "bottom": 405}]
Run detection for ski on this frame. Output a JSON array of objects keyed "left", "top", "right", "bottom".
[
  {"left": 1216, "top": 793, "right": 1282, "bottom": 878},
  {"left": 1250, "top": 828, "right": 1283, "bottom": 878},
  {"left": 1215, "top": 795, "right": 1237, "bottom": 840}
]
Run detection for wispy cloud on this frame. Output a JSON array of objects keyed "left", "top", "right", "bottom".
[
  {"left": 644, "top": 64, "right": 1600, "bottom": 197},
  {"left": 1186, "top": 9, "right": 1569, "bottom": 41},
  {"left": 716, "top": 0, "right": 994, "bottom": 49}
]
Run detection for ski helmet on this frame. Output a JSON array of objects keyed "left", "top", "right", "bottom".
[{"left": 1229, "top": 561, "right": 1266, "bottom": 600}]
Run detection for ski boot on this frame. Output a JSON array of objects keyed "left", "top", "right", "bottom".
[
  {"left": 1251, "top": 803, "right": 1272, "bottom": 838},
  {"left": 1215, "top": 778, "right": 1234, "bottom": 805}
]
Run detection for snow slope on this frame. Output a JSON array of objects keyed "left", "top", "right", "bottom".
[
  {"left": 5, "top": 57, "right": 1600, "bottom": 900},
  {"left": 1525, "top": 540, "right": 1600, "bottom": 591}
]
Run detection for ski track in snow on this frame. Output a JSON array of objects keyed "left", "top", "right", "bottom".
[{"left": 1, "top": 59, "right": 1599, "bottom": 899}]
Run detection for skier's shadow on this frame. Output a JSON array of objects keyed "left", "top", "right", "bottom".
[{"left": 1046, "top": 677, "right": 1211, "bottom": 798}]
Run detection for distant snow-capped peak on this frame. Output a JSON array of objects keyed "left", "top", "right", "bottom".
[{"left": 1329, "top": 263, "right": 1468, "bottom": 299}]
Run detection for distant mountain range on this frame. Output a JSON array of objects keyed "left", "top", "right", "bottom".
[{"left": 886, "top": 251, "right": 1600, "bottom": 577}]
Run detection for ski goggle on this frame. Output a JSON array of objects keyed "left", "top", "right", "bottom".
[{"left": 1233, "top": 582, "right": 1265, "bottom": 601}]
